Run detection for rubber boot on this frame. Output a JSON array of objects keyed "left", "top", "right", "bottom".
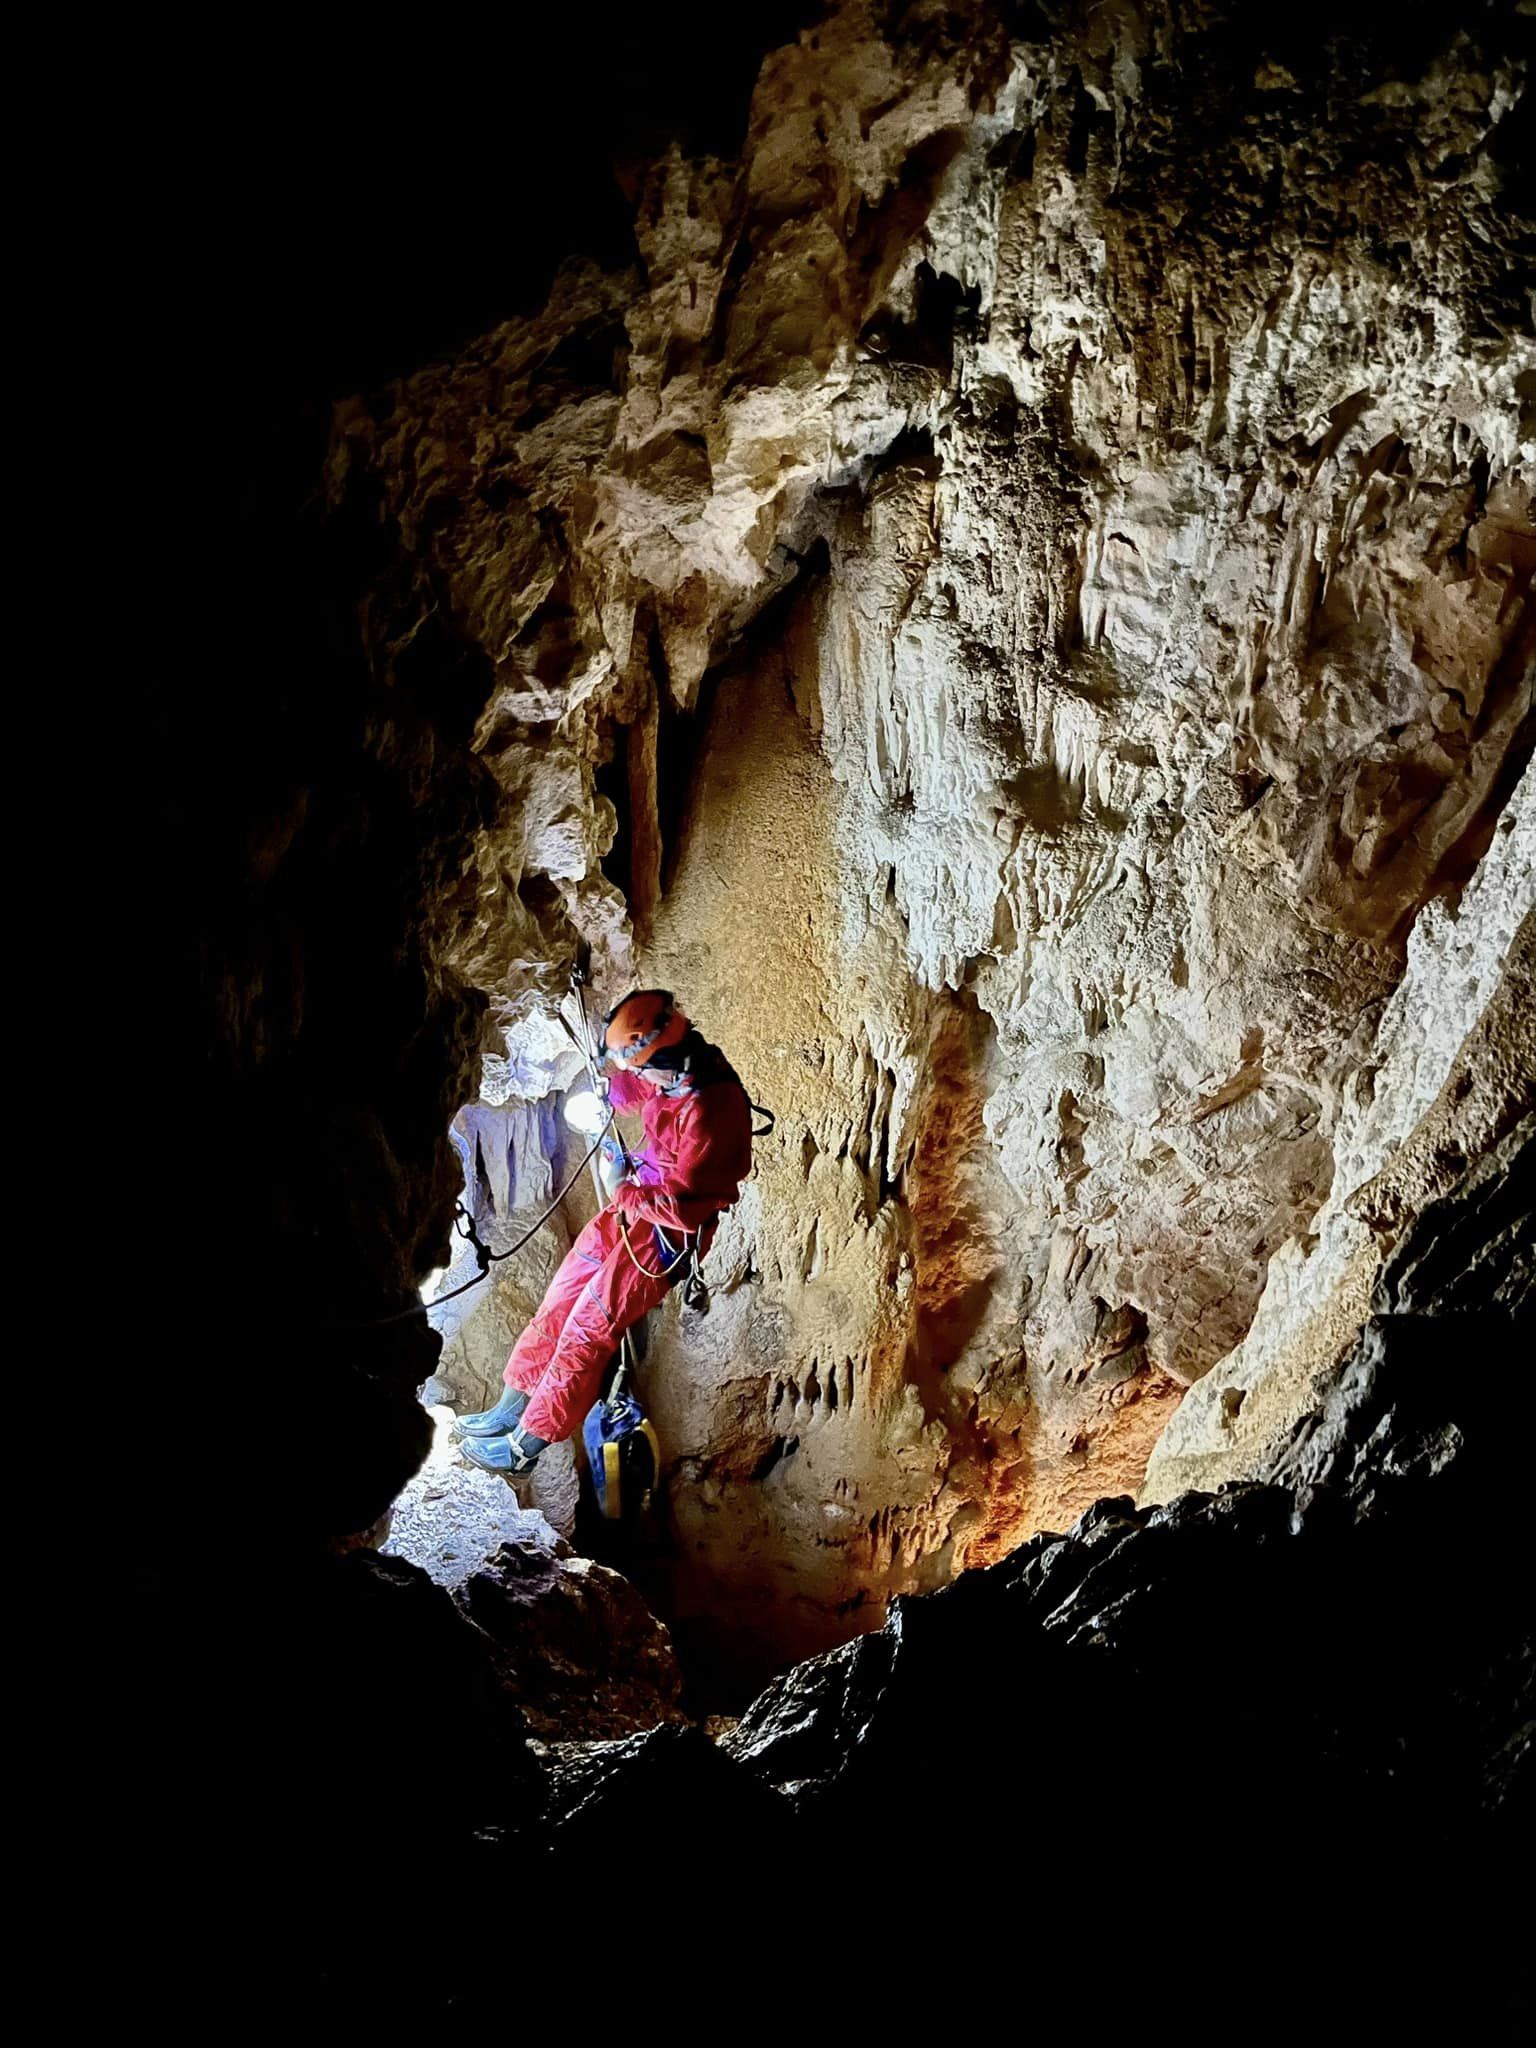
[
  {"left": 451, "top": 1385, "right": 529, "bottom": 1439},
  {"left": 460, "top": 1423, "right": 548, "bottom": 1475}
]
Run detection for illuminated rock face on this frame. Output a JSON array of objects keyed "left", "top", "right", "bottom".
[
  {"left": 132, "top": 8, "right": 1536, "bottom": 2022},
  {"left": 333, "top": 0, "right": 1533, "bottom": 1667}
]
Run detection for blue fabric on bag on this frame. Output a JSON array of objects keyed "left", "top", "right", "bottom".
[
  {"left": 583, "top": 1389, "right": 649, "bottom": 1516},
  {"left": 653, "top": 1226, "right": 684, "bottom": 1270},
  {"left": 596, "top": 1389, "right": 647, "bottom": 1443}
]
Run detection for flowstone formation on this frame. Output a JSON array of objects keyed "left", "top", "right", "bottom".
[{"left": 331, "top": 0, "right": 1534, "bottom": 1667}]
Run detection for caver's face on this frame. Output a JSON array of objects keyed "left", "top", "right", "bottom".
[{"left": 609, "top": 1050, "right": 665, "bottom": 1086}]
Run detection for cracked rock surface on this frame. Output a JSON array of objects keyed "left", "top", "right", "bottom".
[
  {"left": 567, "top": 1100, "right": 1536, "bottom": 1878},
  {"left": 331, "top": 0, "right": 1533, "bottom": 1666}
]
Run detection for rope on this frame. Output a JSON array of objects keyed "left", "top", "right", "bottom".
[
  {"left": 617, "top": 1211, "right": 683, "bottom": 1281},
  {"left": 345, "top": 1126, "right": 607, "bottom": 1328},
  {"left": 566, "top": 972, "right": 646, "bottom": 1396},
  {"left": 350, "top": 975, "right": 762, "bottom": 1330}
]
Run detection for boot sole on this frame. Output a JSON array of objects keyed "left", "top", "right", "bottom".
[{"left": 459, "top": 1442, "right": 538, "bottom": 1477}]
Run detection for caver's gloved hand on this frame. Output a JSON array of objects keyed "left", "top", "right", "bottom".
[
  {"left": 606, "top": 1140, "right": 662, "bottom": 1183},
  {"left": 601, "top": 1129, "right": 664, "bottom": 1204},
  {"left": 598, "top": 1133, "right": 632, "bottom": 1200}
]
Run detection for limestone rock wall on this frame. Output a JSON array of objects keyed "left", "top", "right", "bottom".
[
  {"left": 1145, "top": 771, "right": 1535, "bottom": 1498},
  {"left": 331, "top": 0, "right": 1533, "bottom": 1667},
  {"left": 710, "top": 1096, "right": 1535, "bottom": 1862}
]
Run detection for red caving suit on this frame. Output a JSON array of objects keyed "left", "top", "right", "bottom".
[{"left": 504, "top": 1043, "right": 753, "bottom": 1444}]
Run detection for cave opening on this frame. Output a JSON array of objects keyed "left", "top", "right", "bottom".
[{"left": 594, "top": 724, "right": 637, "bottom": 902}]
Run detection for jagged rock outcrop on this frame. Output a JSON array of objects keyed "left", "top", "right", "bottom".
[
  {"left": 564, "top": 1099, "right": 1536, "bottom": 1887},
  {"left": 380, "top": 1404, "right": 571, "bottom": 1584},
  {"left": 1146, "top": 788, "right": 1536, "bottom": 1497},
  {"left": 329, "top": 0, "right": 1533, "bottom": 1664},
  {"left": 454, "top": 1536, "right": 686, "bottom": 1740}
]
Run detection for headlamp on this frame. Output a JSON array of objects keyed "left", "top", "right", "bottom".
[{"left": 562, "top": 1087, "right": 610, "bottom": 1137}]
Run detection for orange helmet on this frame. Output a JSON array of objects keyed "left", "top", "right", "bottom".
[{"left": 602, "top": 988, "right": 690, "bottom": 1068}]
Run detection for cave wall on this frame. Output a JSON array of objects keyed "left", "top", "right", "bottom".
[
  {"left": 1146, "top": 779, "right": 1535, "bottom": 1498},
  {"left": 178, "top": 469, "right": 502, "bottom": 1550},
  {"left": 105, "top": 1, "right": 1536, "bottom": 2017},
  {"left": 625, "top": 617, "right": 1189, "bottom": 1674},
  {"left": 329, "top": 0, "right": 1533, "bottom": 1658}
]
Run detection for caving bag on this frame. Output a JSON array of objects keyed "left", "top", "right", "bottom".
[{"left": 583, "top": 1385, "right": 661, "bottom": 1521}]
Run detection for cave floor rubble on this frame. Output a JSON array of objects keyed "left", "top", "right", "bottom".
[{"left": 381, "top": 1404, "right": 566, "bottom": 1588}]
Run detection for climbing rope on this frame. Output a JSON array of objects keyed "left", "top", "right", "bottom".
[
  {"left": 616, "top": 1211, "right": 682, "bottom": 1281},
  {"left": 352, "top": 973, "right": 769, "bottom": 1330},
  {"left": 345, "top": 1125, "right": 607, "bottom": 1328}
]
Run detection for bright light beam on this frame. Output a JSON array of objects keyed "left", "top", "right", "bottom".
[{"left": 562, "top": 1086, "right": 609, "bottom": 1137}]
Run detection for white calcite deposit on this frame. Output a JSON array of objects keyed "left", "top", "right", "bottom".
[{"left": 332, "top": 1, "right": 1534, "bottom": 1662}]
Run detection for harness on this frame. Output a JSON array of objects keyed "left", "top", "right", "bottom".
[
  {"left": 437, "top": 968, "right": 774, "bottom": 1519},
  {"left": 612, "top": 1048, "right": 720, "bottom": 1300}
]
